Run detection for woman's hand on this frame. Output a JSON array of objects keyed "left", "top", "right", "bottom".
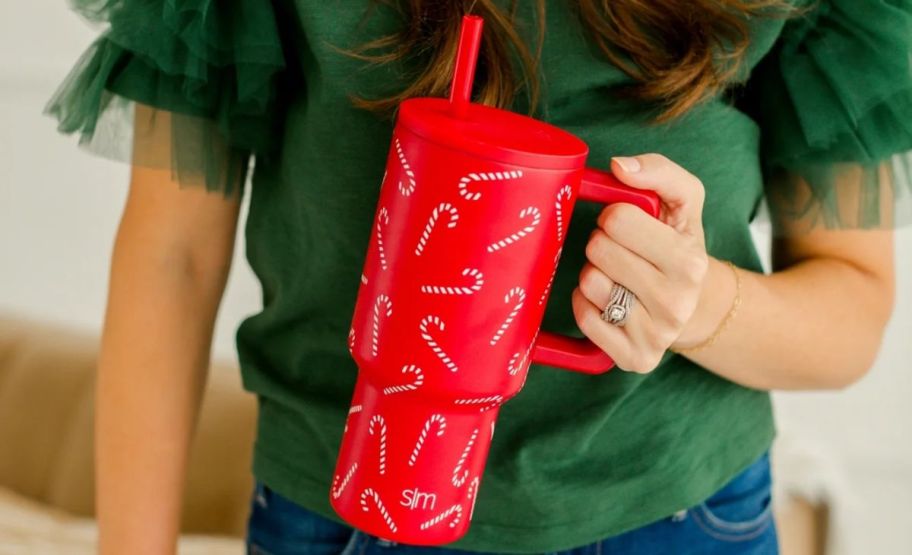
[{"left": 571, "top": 153, "right": 710, "bottom": 373}]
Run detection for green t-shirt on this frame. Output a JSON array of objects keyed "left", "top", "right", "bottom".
[{"left": 45, "top": 0, "right": 912, "bottom": 552}]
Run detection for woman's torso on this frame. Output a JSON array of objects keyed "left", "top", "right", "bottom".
[{"left": 237, "top": 2, "right": 790, "bottom": 551}]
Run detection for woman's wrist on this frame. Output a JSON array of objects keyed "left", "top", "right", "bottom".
[{"left": 671, "top": 256, "right": 739, "bottom": 351}]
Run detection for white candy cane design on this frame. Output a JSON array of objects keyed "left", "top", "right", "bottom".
[
  {"left": 420, "top": 504, "right": 463, "bottom": 530},
  {"left": 394, "top": 138, "right": 416, "bottom": 196},
  {"left": 458, "top": 170, "right": 523, "bottom": 201},
  {"left": 331, "top": 462, "right": 358, "bottom": 499},
  {"left": 382, "top": 364, "right": 424, "bottom": 395},
  {"left": 409, "top": 414, "right": 446, "bottom": 467},
  {"left": 490, "top": 421, "right": 495, "bottom": 439},
  {"left": 451, "top": 428, "right": 479, "bottom": 487},
  {"left": 345, "top": 403, "right": 362, "bottom": 432},
  {"left": 347, "top": 327, "right": 355, "bottom": 356},
  {"left": 454, "top": 395, "right": 503, "bottom": 412},
  {"left": 487, "top": 206, "right": 541, "bottom": 252},
  {"left": 467, "top": 476, "right": 481, "bottom": 520},
  {"left": 415, "top": 202, "right": 458, "bottom": 256},
  {"left": 538, "top": 247, "right": 562, "bottom": 306},
  {"left": 368, "top": 414, "right": 388, "bottom": 475},
  {"left": 506, "top": 351, "right": 522, "bottom": 375},
  {"left": 420, "top": 315, "right": 457, "bottom": 372},
  {"left": 420, "top": 267, "right": 484, "bottom": 295},
  {"left": 361, "top": 273, "right": 368, "bottom": 285},
  {"left": 344, "top": 403, "right": 362, "bottom": 432},
  {"left": 490, "top": 286, "right": 525, "bottom": 346},
  {"left": 371, "top": 294, "right": 393, "bottom": 357},
  {"left": 508, "top": 329, "right": 539, "bottom": 377},
  {"left": 555, "top": 185, "right": 573, "bottom": 243},
  {"left": 360, "top": 488, "right": 397, "bottom": 533},
  {"left": 376, "top": 207, "right": 390, "bottom": 271}
]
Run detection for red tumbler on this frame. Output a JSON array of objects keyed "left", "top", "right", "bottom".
[{"left": 330, "top": 15, "right": 660, "bottom": 546}]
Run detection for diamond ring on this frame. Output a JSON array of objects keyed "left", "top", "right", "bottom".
[{"left": 601, "top": 283, "right": 635, "bottom": 327}]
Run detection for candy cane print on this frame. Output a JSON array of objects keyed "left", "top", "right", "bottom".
[
  {"left": 368, "top": 414, "right": 388, "bottom": 475},
  {"left": 486, "top": 206, "right": 541, "bottom": 252},
  {"left": 538, "top": 247, "right": 562, "bottom": 306},
  {"left": 415, "top": 202, "right": 458, "bottom": 256},
  {"left": 371, "top": 294, "right": 393, "bottom": 358},
  {"left": 521, "top": 330, "right": 538, "bottom": 369},
  {"left": 394, "top": 137, "right": 416, "bottom": 196},
  {"left": 420, "top": 267, "right": 483, "bottom": 295},
  {"left": 360, "top": 488, "right": 397, "bottom": 534},
  {"left": 467, "top": 476, "right": 481, "bottom": 520},
  {"left": 458, "top": 170, "right": 523, "bottom": 201},
  {"left": 361, "top": 273, "right": 368, "bottom": 285},
  {"left": 490, "top": 286, "right": 525, "bottom": 346},
  {"left": 508, "top": 328, "right": 539, "bottom": 377},
  {"left": 454, "top": 395, "right": 503, "bottom": 412},
  {"left": 347, "top": 327, "right": 355, "bottom": 357},
  {"left": 506, "top": 351, "right": 522, "bottom": 375},
  {"left": 408, "top": 413, "right": 446, "bottom": 467},
  {"left": 343, "top": 403, "right": 362, "bottom": 433},
  {"left": 331, "top": 462, "right": 358, "bottom": 499},
  {"left": 451, "top": 428, "right": 479, "bottom": 487},
  {"left": 420, "top": 504, "right": 463, "bottom": 530},
  {"left": 420, "top": 315, "right": 458, "bottom": 372},
  {"left": 524, "top": 329, "right": 540, "bottom": 366},
  {"left": 376, "top": 207, "right": 390, "bottom": 271},
  {"left": 382, "top": 364, "right": 424, "bottom": 395},
  {"left": 555, "top": 185, "right": 573, "bottom": 243}
]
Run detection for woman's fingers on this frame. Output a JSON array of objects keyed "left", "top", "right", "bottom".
[
  {"left": 578, "top": 260, "right": 660, "bottom": 348},
  {"left": 582, "top": 233, "right": 663, "bottom": 319},
  {"left": 610, "top": 153, "right": 705, "bottom": 235},
  {"left": 578, "top": 261, "right": 617, "bottom": 311},
  {"left": 573, "top": 152, "right": 711, "bottom": 374},
  {"left": 594, "top": 202, "right": 709, "bottom": 287},
  {"left": 580, "top": 231, "right": 685, "bottom": 349},
  {"left": 594, "top": 202, "right": 680, "bottom": 275},
  {"left": 571, "top": 287, "right": 634, "bottom": 371},
  {"left": 571, "top": 286, "right": 664, "bottom": 374}
]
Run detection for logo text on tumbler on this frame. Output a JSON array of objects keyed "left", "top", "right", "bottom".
[{"left": 400, "top": 487, "right": 437, "bottom": 511}]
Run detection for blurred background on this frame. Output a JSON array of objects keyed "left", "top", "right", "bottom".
[{"left": 1, "top": 4, "right": 910, "bottom": 554}]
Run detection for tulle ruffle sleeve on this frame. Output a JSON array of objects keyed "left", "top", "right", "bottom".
[
  {"left": 737, "top": 0, "right": 912, "bottom": 234},
  {"left": 43, "top": 0, "right": 292, "bottom": 196}
]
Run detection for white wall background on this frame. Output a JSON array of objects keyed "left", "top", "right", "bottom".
[
  {"left": 0, "top": 3, "right": 262, "bottom": 363},
  {"left": 2, "top": 4, "right": 910, "bottom": 553}
]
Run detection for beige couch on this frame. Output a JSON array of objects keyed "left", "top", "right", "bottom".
[
  {"left": 0, "top": 313, "right": 825, "bottom": 554},
  {"left": 0, "top": 314, "right": 255, "bottom": 552}
]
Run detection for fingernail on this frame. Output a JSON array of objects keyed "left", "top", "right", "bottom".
[{"left": 613, "top": 156, "right": 641, "bottom": 173}]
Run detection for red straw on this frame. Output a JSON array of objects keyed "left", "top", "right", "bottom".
[{"left": 449, "top": 15, "right": 484, "bottom": 118}]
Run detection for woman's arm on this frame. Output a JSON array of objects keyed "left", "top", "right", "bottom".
[
  {"left": 96, "top": 109, "right": 242, "bottom": 555},
  {"left": 573, "top": 154, "right": 895, "bottom": 391},
  {"left": 674, "top": 228, "right": 894, "bottom": 390}
]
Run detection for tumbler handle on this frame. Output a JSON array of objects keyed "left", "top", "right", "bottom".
[{"left": 529, "top": 167, "right": 661, "bottom": 374}]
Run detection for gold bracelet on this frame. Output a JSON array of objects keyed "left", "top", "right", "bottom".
[{"left": 673, "top": 260, "right": 742, "bottom": 355}]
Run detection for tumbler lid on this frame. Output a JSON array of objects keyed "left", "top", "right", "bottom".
[{"left": 398, "top": 97, "right": 589, "bottom": 170}]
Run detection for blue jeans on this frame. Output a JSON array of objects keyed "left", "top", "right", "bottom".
[{"left": 246, "top": 451, "right": 777, "bottom": 555}]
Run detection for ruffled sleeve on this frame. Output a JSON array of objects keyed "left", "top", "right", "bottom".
[
  {"left": 737, "top": 0, "right": 912, "bottom": 234},
  {"left": 43, "top": 0, "right": 293, "bottom": 196}
]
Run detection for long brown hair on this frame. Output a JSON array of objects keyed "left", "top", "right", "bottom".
[{"left": 346, "top": 0, "right": 797, "bottom": 122}]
